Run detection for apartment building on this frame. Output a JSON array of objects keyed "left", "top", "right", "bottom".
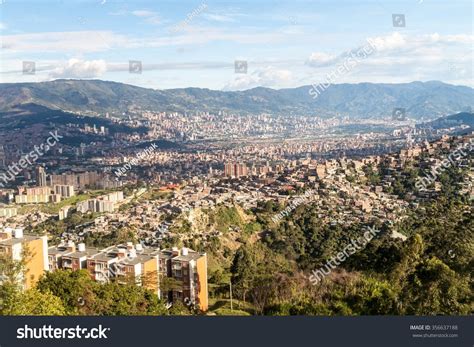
[
  {"left": 159, "top": 247, "right": 208, "bottom": 311},
  {"left": 0, "top": 228, "right": 48, "bottom": 289},
  {"left": 76, "top": 191, "right": 124, "bottom": 213},
  {"left": 58, "top": 206, "right": 71, "bottom": 221},
  {"left": 87, "top": 243, "right": 160, "bottom": 289},
  {"left": 224, "top": 162, "right": 249, "bottom": 178},
  {"left": 48, "top": 242, "right": 208, "bottom": 311},
  {"left": 48, "top": 241, "right": 159, "bottom": 289},
  {"left": 15, "top": 186, "right": 62, "bottom": 204},
  {"left": 77, "top": 199, "right": 115, "bottom": 213},
  {"left": 49, "top": 242, "right": 100, "bottom": 272},
  {"left": 49, "top": 171, "right": 102, "bottom": 190},
  {"left": 103, "top": 191, "right": 124, "bottom": 202},
  {"left": 96, "top": 178, "right": 123, "bottom": 189},
  {"left": 54, "top": 184, "right": 75, "bottom": 198},
  {"left": 0, "top": 206, "right": 17, "bottom": 218},
  {"left": 36, "top": 166, "right": 47, "bottom": 187}
]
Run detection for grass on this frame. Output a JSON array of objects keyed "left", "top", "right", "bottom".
[
  {"left": 38, "top": 194, "right": 91, "bottom": 214},
  {"left": 208, "top": 298, "right": 253, "bottom": 316},
  {"left": 18, "top": 205, "right": 38, "bottom": 215},
  {"left": 209, "top": 206, "right": 244, "bottom": 233},
  {"left": 17, "top": 190, "right": 107, "bottom": 215},
  {"left": 139, "top": 189, "right": 172, "bottom": 201}
]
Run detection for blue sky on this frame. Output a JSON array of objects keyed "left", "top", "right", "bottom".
[{"left": 0, "top": 0, "right": 472, "bottom": 89}]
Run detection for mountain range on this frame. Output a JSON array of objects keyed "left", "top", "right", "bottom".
[
  {"left": 421, "top": 112, "right": 474, "bottom": 130},
  {"left": 0, "top": 79, "right": 473, "bottom": 120}
]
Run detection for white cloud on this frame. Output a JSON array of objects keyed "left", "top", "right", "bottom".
[
  {"left": 367, "top": 32, "right": 407, "bottom": 52},
  {"left": 105, "top": 61, "right": 231, "bottom": 72},
  {"left": 49, "top": 59, "right": 107, "bottom": 78},
  {"left": 1, "top": 26, "right": 287, "bottom": 55},
  {"left": 307, "top": 52, "right": 338, "bottom": 67},
  {"left": 305, "top": 32, "right": 473, "bottom": 86},
  {"left": 307, "top": 32, "right": 474, "bottom": 69},
  {"left": 223, "top": 66, "right": 293, "bottom": 90},
  {"left": 108, "top": 9, "right": 161, "bottom": 24},
  {"left": 132, "top": 10, "right": 156, "bottom": 17},
  {"left": 0, "top": 59, "right": 232, "bottom": 80},
  {"left": 203, "top": 13, "right": 235, "bottom": 23},
  {"left": 131, "top": 10, "right": 161, "bottom": 25},
  {"left": 0, "top": 22, "right": 6, "bottom": 30},
  {"left": 1, "top": 27, "right": 472, "bottom": 88},
  {"left": 1, "top": 31, "right": 128, "bottom": 53}
]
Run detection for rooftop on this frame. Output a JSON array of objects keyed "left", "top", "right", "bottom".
[{"left": 0, "top": 234, "right": 43, "bottom": 247}]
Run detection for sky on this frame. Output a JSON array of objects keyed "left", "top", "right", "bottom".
[{"left": 0, "top": 0, "right": 472, "bottom": 90}]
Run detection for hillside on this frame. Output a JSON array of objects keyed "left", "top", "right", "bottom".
[
  {"left": 421, "top": 112, "right": 474, "bottom": 129},
  {"left": 0, "top": 80, "right": 473, "bottom": 120}
]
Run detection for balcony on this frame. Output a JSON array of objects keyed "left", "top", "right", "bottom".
[
  {"left": 94, "top": 265, "right": 106, "bottom": 273},
  {"left": 61, "top": 260, "right": 73, "bottom": 268}
]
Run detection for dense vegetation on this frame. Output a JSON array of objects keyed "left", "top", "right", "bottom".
[
  {"left": 213, "top": 193, "right": 472, "bottom": 315},
  {"left": 207, "top": 154, "right": 473, "bottom": 316}
]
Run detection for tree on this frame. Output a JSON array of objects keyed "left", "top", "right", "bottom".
[
  {"left": 230, "top": 246, "right": 256, "bottom": 302},
  {"left": 168, "top": 301, "right": 191, "bottom": 315},
  {"left": 344, "top": 277, "right": 399, "bottom": 315},
  {"left": 231, "top": 243, "right": 293, "bottom": 311},
  {"left": 0, "top": 245, "right": 40, "bottom": 316},
  {"left": 0, "top": 245, "right": 32, "bottom": 287},
  {"left": 391, "top": 234, "right": 424, "bottom": 287},
  {"left": 36, "top": 269, "right": 168, "bottom": 316},
  {"left": 1, "top": 289, "right": 65, "bottom": 315},
  {"left": 37, "top": 270, "right": 96, "bottom": 315},
  {"left": 401, "top": 257, "right": 471, "bottom": 315}
]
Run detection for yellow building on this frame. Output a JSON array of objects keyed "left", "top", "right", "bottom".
[
  {"left": 159, "top": 247, "right": 208, "bottom": 311},
  {"left": 0, "top": 228, "right": 49, "bottom": 289}
]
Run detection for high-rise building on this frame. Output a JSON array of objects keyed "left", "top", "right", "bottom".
[
  {"left": 159, "top": 247, "right": 208, "bottom": 311},
  {"left": 36, "top": 166, "right": 47, "bottom": 187},
  {"left": 76, "top": 191, "right": 124, "bottom": 213},
  {"left": 0, "top": 145, "right": 6, "bottom": 168},
  {"left": 76, "top": 199, "right": 115, "bottom": 213},
  {"left": 224, "top": 162, "right": 234, "bottom": 177},
  {"left": 54, "top": 184, "right": 75, "bottom": 198},
  {"left": 0, "top": 206, "right": 17, "bottom": 218},
  {"left": 224, "top": 162, "right": 249, "bottom": 178},
  {"left": 15, "top": 186, "right": 61, "bottom": 204},
  {"left": 49, "top": 171, "right": 102, "bottom": 190}
]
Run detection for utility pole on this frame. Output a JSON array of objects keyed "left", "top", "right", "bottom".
[{"left": 229, "top": 281, "right": 233, "bottom": 312}]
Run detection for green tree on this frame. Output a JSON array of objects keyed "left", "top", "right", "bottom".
[
  {"left": 37, "top": 270, "right": 96, "bottom": 314},
  {"left": 401, "top": 257, "right": 471, "bottom": 315},
  {"left": 36, "top": 269, "right": 168, "bottom": 316},
  {"left": 1, "top": 289, "right": 65, "bottom": 315}
]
